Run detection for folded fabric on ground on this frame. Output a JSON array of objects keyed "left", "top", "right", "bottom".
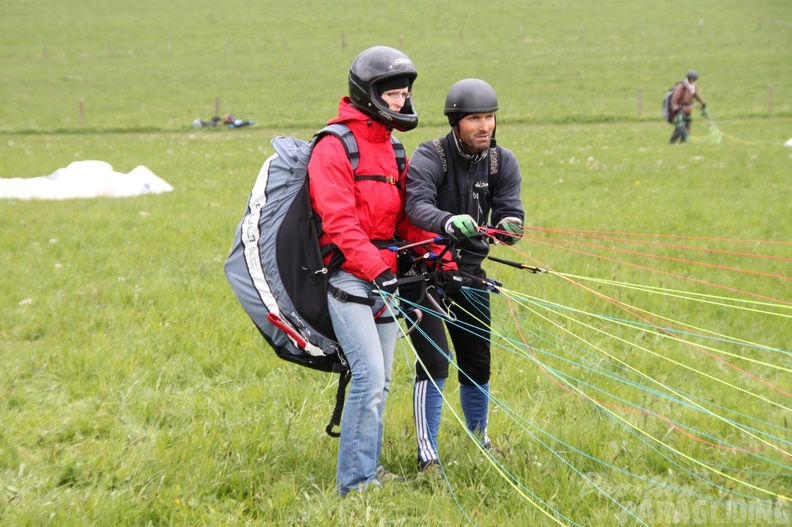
[{"left": 0, "top": 160, "right": 174, "bottom": 200}]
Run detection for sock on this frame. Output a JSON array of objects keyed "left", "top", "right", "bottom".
[{"left": 460, "top": 382, "right": 489, "bottom": 436}]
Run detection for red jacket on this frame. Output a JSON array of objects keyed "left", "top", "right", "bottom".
[{"left": 308, "top": 98, "right": 412, "bottom": 281}]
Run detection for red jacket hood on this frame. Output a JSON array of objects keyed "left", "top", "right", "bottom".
[{"left": 328, "top": 97, "right": 393, "bottom": 144}]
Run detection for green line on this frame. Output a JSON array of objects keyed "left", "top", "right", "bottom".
[{"left": 497, "top": 287, "right": 792, "bottom": 460}]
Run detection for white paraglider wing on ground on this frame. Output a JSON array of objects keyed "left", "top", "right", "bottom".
[{"left": 0, "top": 160, "right": 173, "bottom": 200}]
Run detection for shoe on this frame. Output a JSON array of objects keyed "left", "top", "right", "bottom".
[
  {"left": 418, "top": 460, "right": 443, "bottom": 483},
  {"left": 419, "top": 460, "right": 441, "bottom": 474},
  {"left": 376, "top": 466, "right": 404, "bottom": 484},
  {"left": 480, "top": 434, "right": 505, "bottom": 456}
]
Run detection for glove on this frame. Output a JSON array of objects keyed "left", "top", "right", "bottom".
[
  {"left": 373, "top": 270, "right": 398, "bottom": 295},
  {"left": 439, "top": 269, "right": 469, "bottom": 294},
  {"left": 701, "top": 102, "right": 707, "bottom": 109},
  {"left": 494, "top": 217, "right": 523, "bottom": 245},
  {"left": 444, "top": 214, "right": 478, "bottom": 242}
]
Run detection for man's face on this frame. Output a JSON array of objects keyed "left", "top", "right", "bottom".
[{"left": 456, "top": 112, "right": 496, "bottom": 153}]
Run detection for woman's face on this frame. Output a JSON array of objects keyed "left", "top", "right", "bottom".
[{"left": 381, "top": 89, "right": 411, "bottom": 111}]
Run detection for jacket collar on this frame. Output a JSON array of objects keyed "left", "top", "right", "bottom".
[
  {"left": 449, "top": 129, "right": 489, "bottom": 165},
  {"left": 328, "top": 97, "right": 393, "bottom": 143}
]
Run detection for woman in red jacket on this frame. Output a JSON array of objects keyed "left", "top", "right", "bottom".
[{"left": 307, "top": 46, "right": 418, "bottom": 496}]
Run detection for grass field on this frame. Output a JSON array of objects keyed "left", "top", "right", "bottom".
[
  {"left": 1, "top": 0, "right": 791, "bottom": 132},
  {"left": 1, "top": 1, "right": 791, "bottom": 526}
]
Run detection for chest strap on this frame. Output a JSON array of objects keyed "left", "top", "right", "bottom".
[{"left": 355, "top": 175, "right": 398, "bottom": 185}]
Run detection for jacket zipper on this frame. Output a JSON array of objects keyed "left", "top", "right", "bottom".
[{"left": 466, "top": 161, "right": 484, "bottom": 224}]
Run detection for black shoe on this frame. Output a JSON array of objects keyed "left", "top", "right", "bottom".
[{"left": 418, "top": 460, "right": 442, "bottom": 480}]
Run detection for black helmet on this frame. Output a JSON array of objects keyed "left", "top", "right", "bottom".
[
  {"left": 348, "top": 46, "right": 418, "bottom": 132},
  {"left": 687, "top": 69, "right": 699, "bottom": 81},
  {"left": 444, "top": 78, "right": 499, "bottom": 126}
]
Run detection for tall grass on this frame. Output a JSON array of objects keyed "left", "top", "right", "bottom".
[{"left": 1, "top": 0, "right": 791, "bottom": 525}]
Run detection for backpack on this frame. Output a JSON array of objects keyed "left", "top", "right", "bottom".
[
  {"left": 224, "top": 123, "right": 406, "bottom": 436},
  {"left": 662, "top": 82, "right": 682, "bottom": 122}
]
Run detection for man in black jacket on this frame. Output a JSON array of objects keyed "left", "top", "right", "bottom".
[{"left": 402, "top": 78, "right": 524, "bottom": 473}]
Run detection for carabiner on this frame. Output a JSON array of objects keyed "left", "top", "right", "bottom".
[{"left": 427, "top": 285, "right": 457, "bottom": 322}]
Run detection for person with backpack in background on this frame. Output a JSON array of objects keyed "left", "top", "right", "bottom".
[
  {"left": 667, "top": 69, "right": 707, "bottom": 144},
  {"left": 306, "top": 46, "right": 419, "bottom": 496},
  {"left": 401, "top": 78, "right": 525, "bottom": 475}
]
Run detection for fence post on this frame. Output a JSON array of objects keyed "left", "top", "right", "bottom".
[
  {"left": 215, "top": 96, "right": 220, "bottom": 118},
  {"left": 637, "top": 87, "right": 642, "bottom": 116},
  {"left": 79, "top": 99, "right": 85, "bottom": 127}
]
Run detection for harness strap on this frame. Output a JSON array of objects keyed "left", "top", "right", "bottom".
[
  {"left": 326, "top": 368, "right": 351, "bottom": 437},
  {"left": 328, "top": 283, "right": 374, "bottom": 306},
  {"left": 431, "top": 137, "right": 500, "bottom": 189},
  {"left": 390, "top": 136, "right": 407, "bottom": 175},
  {"left": 355, "top": 175, "right": 398, "bottom": 185},
  {"left": 320, "top": 124, "right": 406, "bottom": 175}
]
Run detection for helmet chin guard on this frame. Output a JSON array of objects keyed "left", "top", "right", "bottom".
[{"left": 348, "top": 46, "right": 418, "bottom": 132}]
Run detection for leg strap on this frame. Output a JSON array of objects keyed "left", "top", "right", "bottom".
[
  {"left": 325, "top": 368, "right": 352, "bottom": 437},
  {"left": 328, "top": 284, "right": 374, "bottom": 306}
]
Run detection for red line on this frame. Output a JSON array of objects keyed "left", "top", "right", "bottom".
[
  {"left": 519, "top": 236, "right": 792, "bottom": 307},
  {"left": 529, "top": 226, "right": 792, "bottom": 246},
  {"left": 522, "top": 233, "right": 792, "bottom": 282},
  {"left": 482, "top": 234, "right": 792, "bottom": 396},
  {"left": 534, "top": 231, "right": 792, "bottom": 263}
]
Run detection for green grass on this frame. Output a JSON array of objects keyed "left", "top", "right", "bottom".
[
  {"left": 2, "top": 122, "right": 790, "bottom": 526},
  {"left": 1, "top": 0, "right": 790, "bottom": 132},
  {"left": 2, "top": 0, "right": 791, "bottom": 525}
]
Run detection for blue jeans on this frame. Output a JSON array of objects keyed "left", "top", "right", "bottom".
[{"left": 329, "top": 271, "right": 397, "bottom": 495}]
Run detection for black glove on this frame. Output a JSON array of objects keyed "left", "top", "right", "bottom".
[
  {"left": 373, "top": 270, "right": 398, "bottom": 295},
  {"left": 701, "top": 102, "right": 707, "bottom": 109},
  {"left": 439, "top": 269, "right": 469, "bottom": 294}
]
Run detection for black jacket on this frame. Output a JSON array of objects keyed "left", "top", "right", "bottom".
[{"left": 405, "top": 131, "right": 524, "bottom": 267}]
